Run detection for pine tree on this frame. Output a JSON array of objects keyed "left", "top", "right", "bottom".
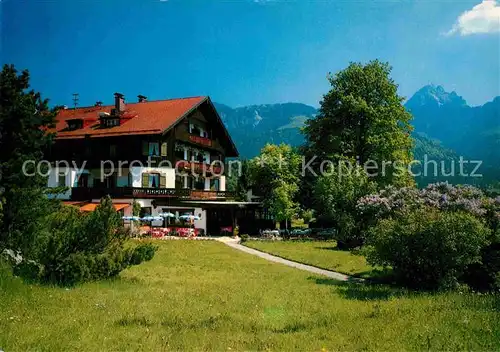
[{"left": 0, "top": 64, "right": 57, "bottom": 256}]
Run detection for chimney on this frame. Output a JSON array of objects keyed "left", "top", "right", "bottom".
[
  {"left": 114, "top": 92, "right": 125, "bottom": 113},
  {"left": 95, "top": 101, "right": 103, "bottom": 107},
  {"left": 138, "top": 94, "right": 147, "bottom": 103}
]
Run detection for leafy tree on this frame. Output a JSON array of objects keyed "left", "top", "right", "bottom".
[
  {"left": 249, "top": 144, "right": 301, "bottom": 228},
  {"left": 314, "top": 163, "right": 377, "bottom": 248},
  {"left": 226, "top": 159, "right": 253, "bottom": 201},
  {"left": 0, "top": 64, "right": 57, "bottom": 256},
  {"left": 303, "top": 60, "right": 414, "bottom": 189},
  {"left": 300, "top": 208, "right": 314, "bottom": 225}
]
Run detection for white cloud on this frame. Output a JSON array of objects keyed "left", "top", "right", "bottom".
[{"left": 445, "top": 0, "right": 500, "bottom": 36}]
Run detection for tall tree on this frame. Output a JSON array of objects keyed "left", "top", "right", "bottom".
[
  {"left": 249, "top": 144, "right": 301, "bottom": 228},
  {"left": 226, "top": 159, "right": 253, "bottom": 201},
  {"left": 314, "top": 164, "right": 377, "bottom": 248},
  {"left": 303, "top": 60, "right": 414, "bottom": 188},
  {"left": 0, "top": 64, "right": 57, "bottom": 256}
]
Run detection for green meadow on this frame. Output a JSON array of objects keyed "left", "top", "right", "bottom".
[{"left": 2, "top": 241, "right": 499, "bottom": 351}]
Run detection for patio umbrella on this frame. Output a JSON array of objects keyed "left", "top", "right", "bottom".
[
  {"left": 179, "top": 214, "right": 200, "bottom": 221},
  {"left": 122, "top": 216, "right": 140, "bottom": 221},
  {"left": 158, "top": 212, "right": 175, "bottom": 218},
  {"left": 141, "top": 216, "right": 163, "bottom": 222}
]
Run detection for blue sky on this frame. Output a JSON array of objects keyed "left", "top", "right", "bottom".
[{"left": 2, "top": 0, "right": 499, "bottom": 108}]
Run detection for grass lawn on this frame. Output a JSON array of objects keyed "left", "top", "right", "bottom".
[
  {"left": 244, "top": 240, "right": 379, "bottom": 278},
  {"left": 1, "top": 241, "right": 499, "bottom": 351}
]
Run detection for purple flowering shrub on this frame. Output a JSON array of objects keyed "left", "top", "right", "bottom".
[
  {"left": 358, "top": 183, "right": 500, "bottom": 291},
  {"left": 357, "top": 182, "right": 499, "bottom": 222}
]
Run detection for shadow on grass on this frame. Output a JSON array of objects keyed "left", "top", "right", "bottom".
[
  {"left": 116, "top": 316, "right": 154, "bottom": 327},
  {"left": 310, "top": 276, "right": 409, "bottom": 301},
  {"left": 314, "top": 246, "right": 340, "bottom": 251}
]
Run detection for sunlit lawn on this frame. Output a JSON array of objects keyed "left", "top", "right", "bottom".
[
  {"left": 1, "top": 241, "right": 499, "bottom": 351},
  {"left": 244, "top": 240, "right": 380, "bottom": 278}
]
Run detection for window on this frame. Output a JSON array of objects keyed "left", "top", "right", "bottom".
[
  {"left": 194, "top": 151, "right": 205, "bottom": 163},
  {"left": 194, "top": 176, "right": 205, "bottom": 190},
  {"left": 210, "top": 178, "right": 220, "bottom": 191},
  {"left": 175, "top": 175, "right": 184, "bottom": 189},
  {"left": 67, "top": 119, "right": 83, "bottom": 130},
  {"left": 141, "top": 173, "right": 165, "bottom": 188},
  {"left": 139, "top": 207, "right": 152, "bottom": 218},
  {"left": 143, "top": 141, "right": 165, "bottom": 157},
  {"left": 104, "top": 174, "right": 116, "bottom": 188},
  {"left": 104, "top": 118, "right": 119, "bottom": 127},
  {"left": 148, "top": 142, "right": 159, "bottom": 156},
  {"left": 77, "top": 173, "right": 88, "bottom": 188},
  {"left": 186, "top": 175, "right": 194, "bottom": 189},
  {"left": 110, "top": 144, "right": 117, "bottom": 157},
  {"left": 175, "top": 144, "right": 186, "bottom": 160},
  {"left": 149, "top": 173, "right": 160, "bottom": 188},
  {"left": 190, "top": 123, "right": 199, "bottom": 135},
  {"left": 58, "top": 172, "right": 66, "bottom": 187}
]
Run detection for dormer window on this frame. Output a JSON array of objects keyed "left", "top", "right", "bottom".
[
  {"left": 98, "top": 111, "right": 120, "bottom": 128},
  {"left": 67, "top": 118, "right": 83, "bottom": 130},
  {"left": 103, "top": 118, "right": 120, "bottom": 127}
]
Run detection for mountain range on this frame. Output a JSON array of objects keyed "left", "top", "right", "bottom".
[{"left": 215, "top": 85, "right": 499, "bottom": 185}]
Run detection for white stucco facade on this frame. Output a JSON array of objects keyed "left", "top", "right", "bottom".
[
  {"left": 129, "top": 166, "right": 176, "bottom": 188},
  {"left": 47, "top": 166, "right": 84, "bottom": 199}
]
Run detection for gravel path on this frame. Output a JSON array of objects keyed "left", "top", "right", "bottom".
[{"left": 220, "top": 238, "right": 363, "bottom": 282}]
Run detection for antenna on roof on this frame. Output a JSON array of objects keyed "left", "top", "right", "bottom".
[{"left": 72, "top": 93, "right": 79, "bottom": 110}]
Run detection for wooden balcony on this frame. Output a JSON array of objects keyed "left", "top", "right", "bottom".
[
  {"left": 177, "top": 131, "right": 222, "bottom": 151},
  {"left": 70, "top": 187, "right": 234, "bottom": 201},
  {"left": 176, "top": 160, "right": 223, "bottom": 175},
  {"left": 188, "top": 134, "right": 212, "bottom": 147}
]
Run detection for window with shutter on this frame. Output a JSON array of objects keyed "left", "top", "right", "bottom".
[
  {"left": 160, "top": 174, "right": 166, "bottom": 188},
  {"left": 142, "top": 141, "right": 148, "bottom": 156},
  {"left": 161, "top": 142, "right": 167, "bottom": 157}
]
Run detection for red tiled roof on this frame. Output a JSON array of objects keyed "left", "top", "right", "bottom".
[{"left": 51, "top": 96, "right": 206, "bottom": 139}]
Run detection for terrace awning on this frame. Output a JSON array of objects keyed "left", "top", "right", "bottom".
[{"left": 64, "top": 201, "right": 130, "bottom": 212}]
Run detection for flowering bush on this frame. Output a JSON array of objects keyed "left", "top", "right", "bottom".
[
  {"left": 357, "top": 182, "right": 498, "bottom": 222},
  {"left": 359, "top": 182, "right": 500, "bottom": 291}
]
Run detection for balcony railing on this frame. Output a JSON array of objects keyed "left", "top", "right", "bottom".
[
  {"left": 176, "top": 160, "right": 223, "bottom": 174},
  {"left": 188, "top": 134, "right": 213, "bottom": 147},
  {"left": 71, "top": 187, "right": 234, "bottom": 201},
  {"left": 177, "top": 131, "right": 221, "bottom": 150}
]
